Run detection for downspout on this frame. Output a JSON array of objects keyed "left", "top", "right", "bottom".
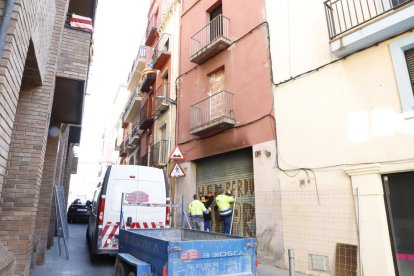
[{"left": 0, "top": 0, "right": 15, "bottom": 59}]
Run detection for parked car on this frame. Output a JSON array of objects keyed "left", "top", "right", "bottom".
[
  {"left": 86, "top": 165, "right": 170, "bottom": 260},
  {"left": 67, "top": 198, "right": 92, "bottom": 223}
]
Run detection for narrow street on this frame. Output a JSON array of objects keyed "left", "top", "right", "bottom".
[
  {"left": 30, "top": 223, "right": 297, "bottom": 276},
  {"left": 31, "top": 223, "right": 115, "bottom": 276}
]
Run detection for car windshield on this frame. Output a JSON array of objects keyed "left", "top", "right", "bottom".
[{"left": 71, "top": 199, "right": 85, "bottom": 205}]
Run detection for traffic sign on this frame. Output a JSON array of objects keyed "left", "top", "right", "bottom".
[
  {"left": 170, "top": 163, "right": 186, "bottom": 177},
  {"left": 169, "top": 145, "right": 185, "bottom": 160}
]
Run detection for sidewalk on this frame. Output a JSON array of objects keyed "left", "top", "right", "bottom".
[
  {"left": 31, "top": 223, "right": 114, "bottom": 276},
  {"left": 258, "top": 264, "right": 306, "bottom": 276}
]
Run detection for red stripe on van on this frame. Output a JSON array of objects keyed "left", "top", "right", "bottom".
[
  {"left": 104, "top": 222, "right": 119, "bottom": 248},
  {"left": 143, "top": 222, "right": 148, "bottom": 228},
  {"left": 101, "top": 222, "right": 111, "bottom": 237},
  {"left": 151, "top": 222, "right": 156, "bottom": 228}
]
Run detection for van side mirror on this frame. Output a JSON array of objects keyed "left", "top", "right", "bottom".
[{"left": 126, "top": 217, "right": 132, "bottom": 227}]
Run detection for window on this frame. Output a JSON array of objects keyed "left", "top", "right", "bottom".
[
  {"left": 209, "top": 3, "right": 222, "bottom": 41},
  {"left": 389, "top": 34, "right": 414, "bottom": 112}
]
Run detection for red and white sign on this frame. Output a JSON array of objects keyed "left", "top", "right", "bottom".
[
  {"left": 168, "top": 145, "right": 185, "bottom": 160},
  {"left": 170, "top": 163, "right": 186, "bottom": 177},
  {"left": 70, "top": 14, "right": 93, "bottom": 32}
]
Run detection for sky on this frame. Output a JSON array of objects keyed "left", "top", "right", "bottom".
[{"left": 69, "top": 0, "right": 150, "bottom": 202}]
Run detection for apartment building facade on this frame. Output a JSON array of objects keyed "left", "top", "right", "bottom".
[
  {"left": 120, "top": 0, "right": 180, "bottom": 200},
  {"left": 176, "top": 0, "right": 280, "bottom": 264},
  {"left": 266, "top": 0, "right": 414, "bottom": 275},
  {"left": 0, "top": 0, "right": 96, "bottom": 275}
]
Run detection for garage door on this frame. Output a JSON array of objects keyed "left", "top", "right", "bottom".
[{"left": 196, "top": 148, "right": 255, "bottom": 237}]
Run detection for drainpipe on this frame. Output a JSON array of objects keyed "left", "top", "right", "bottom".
[{"left": 0, "top": 0, "right": 15, "bottom": 60}]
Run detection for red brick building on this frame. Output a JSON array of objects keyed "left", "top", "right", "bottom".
[{"left": 0, "top": 0, "right": 96, "bottom": 275}]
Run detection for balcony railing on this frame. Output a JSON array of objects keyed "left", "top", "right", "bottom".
[
  {"left": 152, "top": 33, "right": 171, "bottom": 70},
  {"left": 190, "top": 14, "right": 231, "bottom": 64},
  {"left": 123, "top": 88, "right": 142, "bottom": 124},
  {"left": 127, "top": 46, "right": 146, "bottom": 86},
  {"left": 324, "top": 0, "right": 412, "bottom": 39},
  {"left": 141, "top": 72, "right": 156, "bottom": 93},
  {"left": 145, "top": 14, "right": 158, "bottom": 46},
  {"left": 153, "top": 83, "right": 170, "bottom": 116},
  {"left": 151, "top": 140, "right": 169, "bottom": 166},
  {"left": 190, "top": 91, "right": 235, "bottom": 136},
  {"left": 140, "top": 101, "right": 154, "bottom": 130},
  {"left": 119, "top": 141, "right": 127, "bottom": 157}
]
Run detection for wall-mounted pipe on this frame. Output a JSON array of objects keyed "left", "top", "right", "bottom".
[{"left": 0, "top": 0, "right": 15, "bottom": 60}]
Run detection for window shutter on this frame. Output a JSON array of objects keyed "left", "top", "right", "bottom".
[{"left": 405, "top": 48, "right": 414, "bottom": 94}]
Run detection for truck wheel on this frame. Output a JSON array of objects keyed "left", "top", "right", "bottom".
[
  {"left": 115, "top": 259, "right": 128, "bottom": 276},
  {"left": 127, "top": 272, "right": 136, "bottom": 276}
]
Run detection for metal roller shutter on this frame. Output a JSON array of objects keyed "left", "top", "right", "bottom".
[
  {"left": 405, "top": 47, "right": 414, "bottom": 94},
  {"left": 196, "top": 148, "right": 256, "bottom": 237}
]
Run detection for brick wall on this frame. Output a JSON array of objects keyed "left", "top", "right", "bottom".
[
  {"left": 33, "top": 135, "right": 59, "bottom": 266},
  {"left": 56, "top": 28, "right": 91, "bottom": 80},
  {"left": 0, "top": 0, "right": 70, "bottom": 274}
]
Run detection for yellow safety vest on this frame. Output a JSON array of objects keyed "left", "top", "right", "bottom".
[
  {"left": 188, "top": 200, "right": 206, "bottom": 216},
  {"left": 215, "top": 194, "right": 234, "bottom": 214}
]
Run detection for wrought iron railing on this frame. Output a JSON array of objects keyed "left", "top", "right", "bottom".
[
  {"left": 151, "top": 140, "right": 169, "bottom": 165},
  {"left": 153, "top": 83, "right": 170, "bottom": 112},
  {"left": 152, "top": 33, "right": 171, "bottom": 65},
  {"left": 324, "top": 0, "right": 412, "bottom": 39},
  {"left": 123, "top": 88, "right": 140, "bottom": 122},
  {"left": 128, "top": 46, "right": 146, "bottom": 83},
  {"left": 131, "top": 123, "right": 140, "bottom": 137},
  {"left": 140, "top": 101, "right": 151, "bottom": 126},
  {"left": 190, "top": 14, "right": 230, "bottom": 57},
  {"left": 190, "top": 91, "right": 234, "bottom": 129}
]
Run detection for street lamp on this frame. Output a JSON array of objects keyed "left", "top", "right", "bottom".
[{"left": 155, "top": 95, "right": 177, "bottom": 105}]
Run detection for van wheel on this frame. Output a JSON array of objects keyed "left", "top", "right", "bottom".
[
  {"left": 115, "top": 258, "right": 128, "bottom": 276},
  {"left": 85, "top": 226, "right": 90, "bottom": 244}
]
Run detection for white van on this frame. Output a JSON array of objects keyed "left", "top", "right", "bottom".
[{"left": 86, "top": 165, "right": 170, "bottom": 258}]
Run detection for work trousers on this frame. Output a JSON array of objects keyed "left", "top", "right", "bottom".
[
  {"left": 222, "top": 214, "right": 232, "bottom": 234},
  {"left": 191, "top": 216, "right": 204, "bottom": 231}
]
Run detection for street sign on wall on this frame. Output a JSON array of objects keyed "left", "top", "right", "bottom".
[
  {"left": 170, "top": 163, "right": 186, "bottom": 177},
  {"left": 169, "top": 145, "right": 185, "bottom": 161}
]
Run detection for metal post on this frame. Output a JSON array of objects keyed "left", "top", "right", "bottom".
[
  {"left": 288, "top": 249, "right": 295, "bottom": 276},
  {"left": 356, "top": 188, "right": 363, "bottom": 276},
  {"left": 229, "top": 192, "right": 237, "bottom": 235},
  {"left": 181, "top": 195, "right": 184, "bottom": 228}
]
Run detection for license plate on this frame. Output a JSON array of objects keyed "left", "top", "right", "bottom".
[{"left": 77, "top": 208, "right": 87, "bottom": 212}]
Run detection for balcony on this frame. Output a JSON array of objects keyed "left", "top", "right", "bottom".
[
  {"left": 127, "top": 46, "right": 146, "bottom": 91},
  {"left": 119, "top": 141, "right": 127, "bottom": 157},
  {"left": 145, "top": 14, "right": 158, "bottom": 46},
  {"left": 139, "top": 101, "right": 154, "bottom": 130},
  {"left": 153, "top": 83, "right": 170, "bottom": 117},
  {"left": 128, "top": 123, "right": 141, "bottom": 146},
  {"left": 152, "top": 33, "right": 171, "bottom": 70},
  {"left": 123, "top": 88, "right": 142, "bottom": 124},
  {"left": 140, "top": 72, "right": 156, "bottom": 93},
  {"left": 151, "top": 140, "right": 169, "bottom": 167},
  {"left": 190, "top": 15, "right": 231, "bottom": 64},
  {"left": 190, "top": 91, "right": 235, "bottom": 136},
  {"left": 324, "top": 0, "right": 414, "bottom": 56}
]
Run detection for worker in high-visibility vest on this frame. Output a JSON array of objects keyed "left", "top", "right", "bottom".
[
  {"left": 188, "top": 194, "right": 210, "bottom": 230},
  {"left": 215, "top": 188, "right": 235, "bottom": 234}
]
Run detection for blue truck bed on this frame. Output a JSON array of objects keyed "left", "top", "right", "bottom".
[{"left": 118, "top": 228, "right": 257, "bottom": 276}]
